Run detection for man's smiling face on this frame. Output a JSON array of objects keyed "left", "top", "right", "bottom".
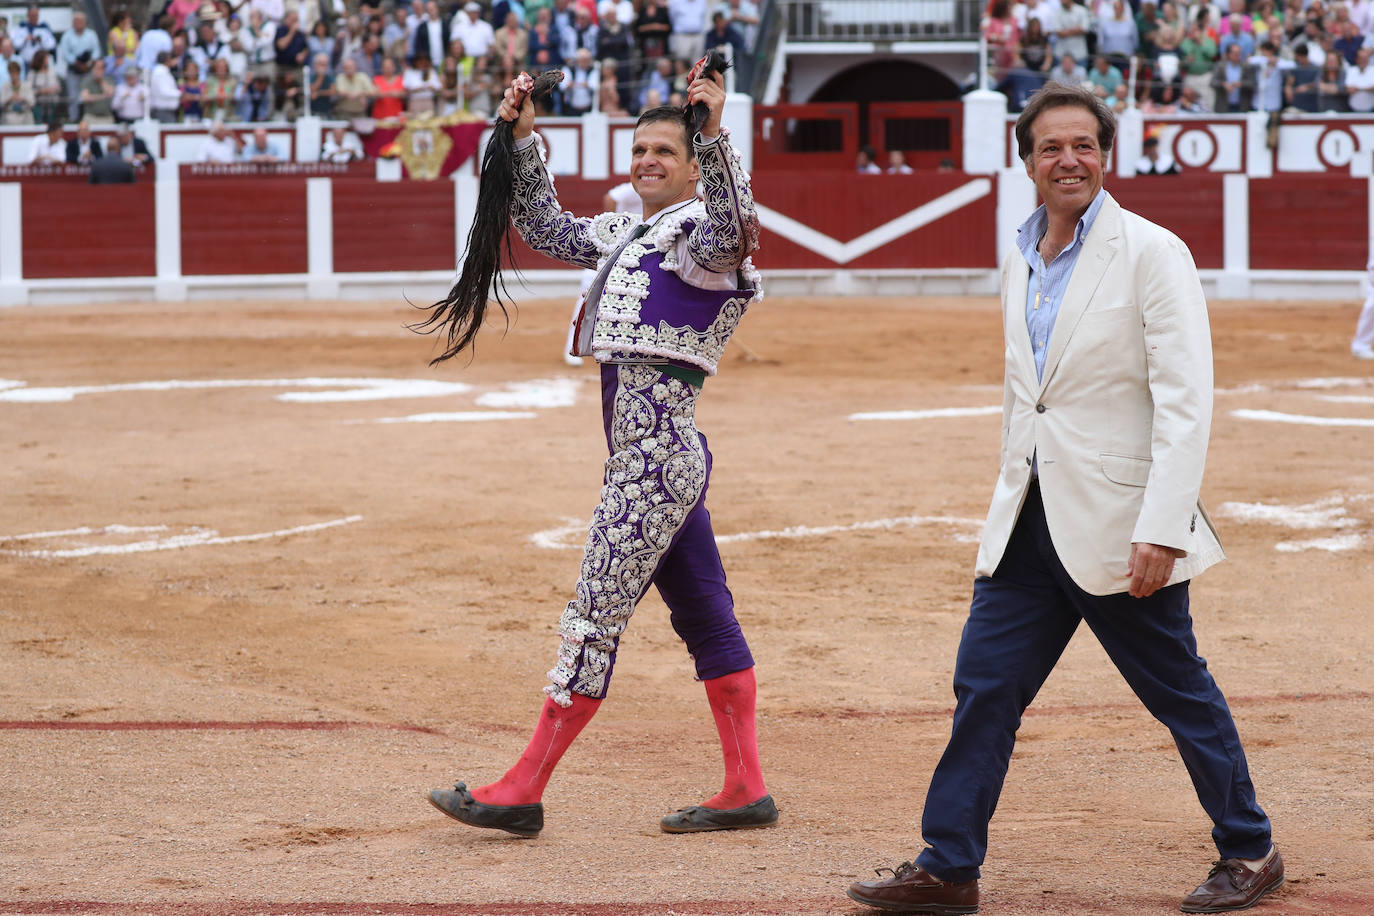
[{"left": 1024, "top": 104, "right": 1105, "bottom": 221}]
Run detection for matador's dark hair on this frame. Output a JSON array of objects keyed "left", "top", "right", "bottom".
[{"left": 408, "top": 69, "right": 563, "bottom": 365}]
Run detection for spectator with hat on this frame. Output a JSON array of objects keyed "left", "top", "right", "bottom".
[
  {"left": 112, "top": 66, "right": 149, "bottom": 122},
  {"left": 451, "top": 2, "right": 494, "bottom": 70}
]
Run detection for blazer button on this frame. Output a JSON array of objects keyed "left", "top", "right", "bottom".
[{"left": 1035, "top": 403, "right": 1046, "bottom": 413}]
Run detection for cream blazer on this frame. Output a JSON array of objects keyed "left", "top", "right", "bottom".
[{"left": 974, "top": 193, "right": 1226, "bottom": 596}]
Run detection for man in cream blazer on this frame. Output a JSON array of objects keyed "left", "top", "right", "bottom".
[{"left": 848, "top": 84, "right": 1282, "bottom": 915}]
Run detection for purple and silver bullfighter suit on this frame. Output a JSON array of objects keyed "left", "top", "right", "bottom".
[{"left": 510, "top": 127, "right": 762, "bottom": 708}]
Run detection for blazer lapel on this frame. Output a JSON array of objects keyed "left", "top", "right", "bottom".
[
  {"left": 1038, "top": 194, "right": 1122, "bottom": 393},
  {"left": 1003, "top": 251, "right": 1035, "bottom": 380}
]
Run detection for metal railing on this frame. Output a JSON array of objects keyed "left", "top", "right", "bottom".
[{"left": 777, "top": 0, "right": 984, "bottom": 43}]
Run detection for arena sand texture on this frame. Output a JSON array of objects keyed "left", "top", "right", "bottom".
[{"left": 2, "top": 295, "right": 1372, "bottom": 915}]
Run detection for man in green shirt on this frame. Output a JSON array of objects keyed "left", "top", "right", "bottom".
[{"left": 1180, "top": 21, "right": 1219, "bottom": 105}]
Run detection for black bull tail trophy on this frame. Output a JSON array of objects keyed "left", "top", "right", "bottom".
[{"left": 410, "top": 52, "right": 732, "bottom": 365}]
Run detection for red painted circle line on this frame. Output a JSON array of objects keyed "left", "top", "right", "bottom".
[{"left": 0, "top": 720, "right": 442, "bottom": 734}]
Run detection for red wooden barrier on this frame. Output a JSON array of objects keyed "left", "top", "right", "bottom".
[
  {"left": 332, "top": 179, "right": 456, "bottom": 273},
  {"left": 22, "top": 182, "right": 157, "bottom": 279},
  {"left": 1110, "top": 175, "right": 1226, "bottom": 270},
  {"left": 1249, "top": 175, "right": 1366, "bottom": 271},
  {"left": 180, "top": 175, "right": 308, "bottom": 276}
]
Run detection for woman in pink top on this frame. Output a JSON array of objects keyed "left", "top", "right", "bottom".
[
  {"left": 371, "top": 56, "right": 405, "bottom": 120},
  {"left": 982, "top": 0, "right": 1021, "bottom": 79}
]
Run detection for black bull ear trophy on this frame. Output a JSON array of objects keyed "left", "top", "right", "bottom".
[{"left": 409, "top": 51, "right": 732, "bottom": 366}]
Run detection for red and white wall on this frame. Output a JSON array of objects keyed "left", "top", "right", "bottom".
[{"left": 0, "top": 93, "right": 1371, "bottom": 307}]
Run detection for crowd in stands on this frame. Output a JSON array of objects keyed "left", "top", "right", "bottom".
[
  {"left": 1, "top": 0, "right": 759, "bottom": 142},
  {"left": 983, "top": 0, "right": 1374, "bottom": 113}
]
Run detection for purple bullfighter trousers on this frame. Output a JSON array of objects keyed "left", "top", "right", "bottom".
[{"left": 544, "top": 363, "right": 755, "bottom": 706}]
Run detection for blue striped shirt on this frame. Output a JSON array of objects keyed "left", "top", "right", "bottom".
[{"left": 1016, "top": 189, "right": 1107, "bottom": 382}]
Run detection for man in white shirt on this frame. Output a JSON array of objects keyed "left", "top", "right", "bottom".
[
  {"left": 149, "top": 53, "right": 181, "bottom": 122},
  {"left": 29, "top": 121, "right": 65, "bottom": 165},
  {"left": 111, "top": 66, "right": 148, "bottom": 122},
  {"left": 10, "top": 5, "right": 55, "bottom": 68},
  {"left": 321, "top": 125, "right": 364, "bottom": 162},
  {"left": 1347, "top": 47, "right": 1374, "bottom": 113},
  {"left": 197, "top": 122, "right": 239, "bottom": 162},
  {"left": 135, "top": 16, "right": 173, "bottom": 73},
  {"left": 561, "top": 47, "right": 597, "bottom": 115},
  {"left": 451, "top": 2, "right": 494, "bottom": 65}
]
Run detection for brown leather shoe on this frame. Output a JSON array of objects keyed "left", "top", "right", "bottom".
[
  {"left": 1181, "top": 849, "right": 1284, "bottom": 913},
  {"left": 846, "top": 861, "right": 979, "bottom": 914}
]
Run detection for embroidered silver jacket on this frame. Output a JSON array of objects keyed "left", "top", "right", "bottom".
[{"left": 509, "top": 129, "right": 763, "bottom": 374}]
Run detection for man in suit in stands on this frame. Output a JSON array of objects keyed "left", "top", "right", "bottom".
[
  {"left": 845, "top": 82, "right": 1282, "bottom": 916},
  {"left": 89, "top": 134, "right": 135, "bottom": 183}
]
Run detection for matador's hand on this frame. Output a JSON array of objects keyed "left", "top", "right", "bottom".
[
  {"left": 497, "top": 72, "right": 536, "bottom": 140},
  {"left": 686, "top": 70, "right": 726, "bottom": 138}
]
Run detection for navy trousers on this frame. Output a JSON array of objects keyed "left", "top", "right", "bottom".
[{"left": 916, "top": 483, "right": 1272, "bottom": 882}]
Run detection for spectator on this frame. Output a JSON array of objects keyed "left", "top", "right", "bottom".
[
  {"left": 464, "top": 67, "right": 494, "bottom": 115},
  {"left": 26, "top": 48, "right": 59, "bottom": 124},
  {"left": 116, "top": 125, "right": 152, "bottom": 166},
  {"left": 252, "top": 0, "right": 286, "bottom": 25},
  {"left": 1286, "top": 43, "right": 1320, "bottom": 110},
  {"left": 1096, "top": 0, "right": 1139, "bottom": 71},
  {"left": 568, "top": 5, "right": 598, "bottom": 57},
  {"left": 108, "top": 8, "right": 139, "bottom": 60},
  {"left": 634, "top": 0, "right": 673, "bottom": 62},
  {"left": 1050, "top": 51, "right": 1087, "bottom": 85},
  {"left": 371, "top": 55, "right": 405, "bottom": 119},
  {"left": 437, "top": 53, "right": 462, "bottom": 113},
  {"left": 886, "top": 149, "right": 914, "bottom": 173},
  {"left": 1085, "top": 53, "right": 1123, "bottom": 97},
  {"left": 191, "top": 20, "right": 229, "bottom": 74},
  {"left": 380, "top": 5, "right": 408, "bottom": 59},
  {"left": 1218, "top": 14, "right": 1255, "bottom": 59},
  {"left": 550, "top": 0, "right": 576, "bottom": 57},
  {"left": 1180, "top": 19, "right": 1218, "bottom": 101},
  {"left": 112, "top": 66, "right": 148, "bottom": 122},
  {"left": 855, "top": 144, "right": 882, "bottom": 173},
  {"left": 307, "top": 18, "right": 335, "bottom": 63},
  {"left": 105, "top": 34, "right": 134, "bottom": 84},
  {"left": 1052, "top": 0, "right": 1091, "bottom": 65},
  {"left": 716, "top": 0, "right": 760, "bottom": 51},
  {"left": 274, "top": 10, "right": 308, "bottom": 89},
  {"left": 524, "top": 7, "right": 559, "bottom": 68},
  {"left": 223, "top": 16, "right": 252, "bottom": 78},
  {"left": 1, "top": 58, "right": 34, "bottom": 124},
  {"left": 668, "top": 0, "right": 708, "bottom": 63},
  {"left": 237, "top": 68, "right": 276, "bottom": 120},
  {"left": 197, "top": 120, "right": 238, "bottom": 161},
  {"left": 490, "top": 0, "right": 528, "bottom": 28},
  {"left": 1349, "top": 46, "right": 1374, "bottom": 112},
  {"left": 413, "top": 1, "right": 449, "bottom": 66},
  {"left": 451, "top": 2, "right": 494, "bottom": 69},
  {"left": 492, "top": 11, "right": 528, "bottom": 84},
  {"left": 561, "top": 46, "right": 597, "bottom": 114},
  {"left": 181, "top": 59, "right": 206, "bottom": 121},
  {"left": 1334, "top": 21, "right": 1366, "bottom": 66},
  {"left": 167, "top": 32, "right": 191, "bottom": 79},
  {"left": 301, "top": 52, "right": 329, "bottom": 115},
  {"left": 333, "top": 55, "right": 373, "bottom": 117},
  {"left": 204, "top": 57, "right": 237, "bottom": 122},
  {"left": 276, "top": 67, "right": 302, "bottom": 120},
  {"left": 595, "top": 8, "right": 633, "bottom": 66},
  {"left": 79, "top": 57, "right": 115, "bottom": 124},
  {"left": 29, "top": 121, "right": 64, "bottom": 165},
  {"left": 598, "top": 58, "right": 626, "bottom": 113},
  {"left": 10, "top": 4, "right": 55, "bottom": 69},
  {"left": 1315, "top": 51, "right": 1348, "bottom": 110},
  {"left": 983, "top": 0, "right": 1022, "bottom": 80},
  {"left": 1350, "top": 0, "right": 1374, "bottom": 35},
  {"left": 64, "top": 119, "right": 102, "bottom": 164},
  {"left": 1136, "top": 1, "right": 1160, "bottom": 58},
  {"left": 149, "top": 52, "right": 181, "bottom": 122},
  {"left": 1178, "top": 83, "right": 1209, "bottom": 110},
  {"left": 1141, "top": 79, "right": 1181, "bottom": 111},
  {"left": 321, "top": 124, "right": 364, "bottom": 162},
  {"left": 1250, "top": 41, "right": 1292, "bottom": 113},
  {"left": 57, "top": 11, "right": 101, "bottom": 120},
  {"left": 136, "top": 16, "right": 175, "bottom": 73},
  {"left": 1211, "top": 41, "right": 1256, "bottom": 110},
  {"left": 638, "top": 55, "right": 673, "bottom": 110},
  {"left": 1019, "top": 17, "right": 1054, "bottom": 71},
  {"left": 241, "top": 126, "right": 283, "bottom": 162},
  {"left": 337, "top": 14, "right": 368, "bottom": 66},
  {"left": 245, "top": 9, "right": 277, "bottom": 76},
  {"left": 89, "top": 134, "right": 136, "bottom": 183},
  {"left": 167, "top": 0, "right": 201, "bottom": 33},
  {"left": 0, "top": 35, "right": 20, "bottom": 81},
  {"left": 403, "top": 52, "right": 441, "bottom": 114},
  {"left": 640, "top": 85, "right": 664, "bottom": 107},
  {"left": 1135, "top": 134, "right": 1181, "bottom": 172},
  {"left": 1154, "top": 1, "right": 1185, "bottom": 60},
  {"left": 601, "top": 0, "right": 637, "bottom": 27},
  {"left": 705, "top": 10, "right": 744, "bottom": 61}
]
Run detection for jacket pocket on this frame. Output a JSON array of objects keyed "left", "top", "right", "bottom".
[{"left": 1100, "top": 452, "right": 1152, "bottom": 486}]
